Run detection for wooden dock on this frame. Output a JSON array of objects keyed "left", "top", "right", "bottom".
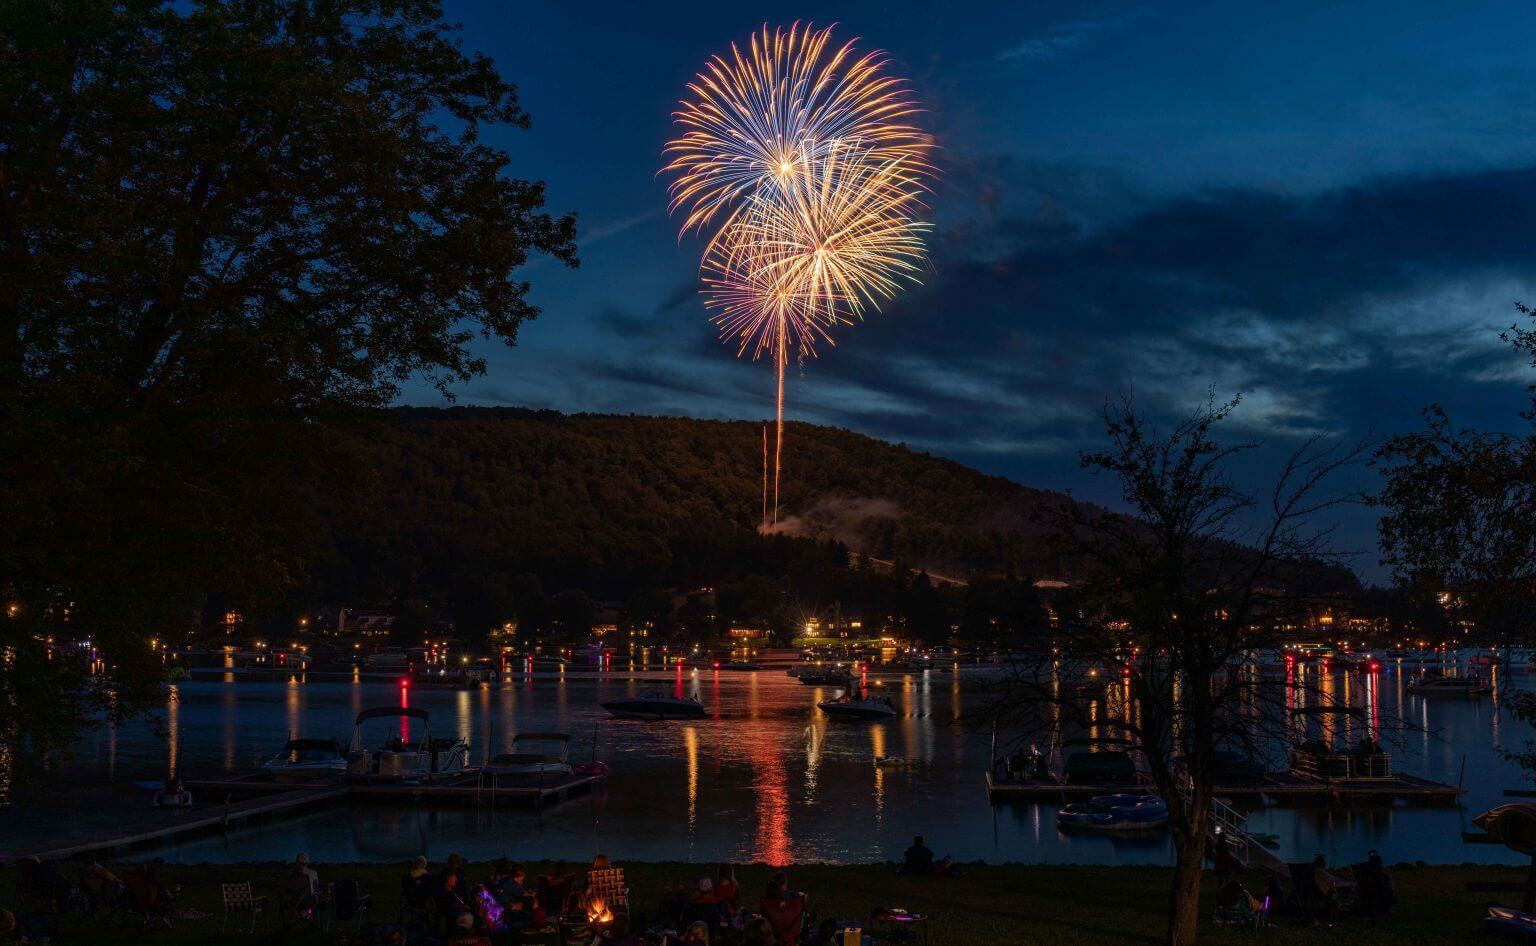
[
  {"left": 24, "top": 785, "right": 349, "bottom": 861},
  {"left": 17, "top": 770, "right": 605, "bottom": 861},
  {"left": 183, "top": 769, "right": 606, "bottom": 806},
  {"left": 986, "top": 771, "right": 1462, "bottom": 806}
]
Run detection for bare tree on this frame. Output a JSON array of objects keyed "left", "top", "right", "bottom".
[{"left": 980, "top": 395, "right": 1371, "bottom": 946}]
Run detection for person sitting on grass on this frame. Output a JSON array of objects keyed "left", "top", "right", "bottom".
[
  {"left": 1353, "top": 849, "right": 1396, "bottom": 918},
  {"left": 742, "top": 917, "right": 777, "bottom": 946},
  {"left": 280, "top": 854, "right": 320, "bottom": 924},
  {"left": 758, "top": 874, "right": 807, "bottom": 946},
  {"left": 490, "top": 860, "right": 525, "bottom": 906},
  {"left": 446, "top": 909, "right": 492, "bottom": 946},
  {"left": 714, "top": 865, "right": 739, "bottom": 911},
  {"left": 683, "top": 877, "right": 725, "bottom": 928},
  {"left": 901, "top": 836, "right": 933, "bottom": 876},
  {"left": 1213, "top": 880, "right": 1262, "bottom": 926}
]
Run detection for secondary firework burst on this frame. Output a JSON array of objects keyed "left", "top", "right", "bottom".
[
  {"left": 663, "top": 22, "right": 933, "bottom": 527},
  {"left": 663, "top": 22, "right": 931, "bottom": 243}
]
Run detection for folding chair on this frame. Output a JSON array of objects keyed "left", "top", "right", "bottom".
[{"left": 220, "top": 881, "right": 268, "bottom": 933}]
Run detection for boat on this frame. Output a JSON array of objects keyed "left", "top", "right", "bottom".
[
  {"left": 484, "top": 733, "right": 574, "bottom": 776},
  {"left": 1289, "top": 706, "right": 1391, "bottom": 779},
  {"left": 262, "top": 737, "right": 348, "bottom": 782},
  {"left": 1058, "top": 794, "right": 1168, "bottom": 831},
  {"left": 600, "top": 689, "right": 707, "bottom": 720},
  {"left": 721, "top": 661, "right": 764, "bottom": 671},
  {"left": 1061, "top": 737, "right": 1138, "bottom": 784},
  {"left": 1406, "top": 675, "right": 1491, "bottom": 697},
  {"left": 818, "top": 694, "right": 897, "bottom": 719},
  {"left": 151, "top": 779, "right": 194, "bottom": 809},
  {"left": 409, "top": 668, "right": 490, "bottom": 690},
  {"left": 364, "top": 648, "right": 410, "bottom": 670},
  {"left": 798, "top": 669, "right": 853, "bottom": 686},
  {"left": 346, "top": 707, "right": 469, "bottom": 780}
]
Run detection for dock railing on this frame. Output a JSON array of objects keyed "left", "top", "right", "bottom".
[{"left": 1176, "top": 773, "right": 1251, "bottom": 868}]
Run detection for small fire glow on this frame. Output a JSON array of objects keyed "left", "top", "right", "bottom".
[{"left": 588, "top": 899, "right": 614, "bottom": 924}]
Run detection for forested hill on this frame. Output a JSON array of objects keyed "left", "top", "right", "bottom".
[
  {"left": 312, "top": 408, "right": 1362, "bottom": 618},
  {"left": 318, "top": 407, "right": 1082, "bottom": 602}
]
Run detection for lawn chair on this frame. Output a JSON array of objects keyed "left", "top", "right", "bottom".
[
  {"left": 760, "top": 895, "right": 807, "bottom": 946},
  {"left": 1212, "top": 882, "right": 1266, "bottom": 929},
  {"left": 220, "top": 881, "right": 268, "bottom": 933},
  {"left": 539, "top": 872, "right": 578, "bottom": 914},
  {"left": 586, "top": 868, "right": 629, "bottom": 912},
  {"left": 327, "top": 879, "right": 371, "bottom": 931}
]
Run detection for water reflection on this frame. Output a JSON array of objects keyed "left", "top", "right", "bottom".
[{"left": 7, "top": 664, "right": 1534, "bottom": 867}]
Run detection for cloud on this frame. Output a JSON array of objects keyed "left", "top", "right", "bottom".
[{"left": 995, "top": 18, "right": 1127, "bottom": 64}]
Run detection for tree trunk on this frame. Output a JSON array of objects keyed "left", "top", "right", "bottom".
[{"left": 1168, "top": 828, "right": 1207, "bottom": 946}]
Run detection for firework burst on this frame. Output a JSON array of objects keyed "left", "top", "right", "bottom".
[
  {"left": 664, "top": 24, "right": 933, "bottom": 527},
  {"left": 664, "top": 21, "right": 931, "bottom": 243}
]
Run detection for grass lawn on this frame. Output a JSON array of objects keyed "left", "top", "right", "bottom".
[{"left": 2, "top": 859, "right": 1528, "bottom": 945}]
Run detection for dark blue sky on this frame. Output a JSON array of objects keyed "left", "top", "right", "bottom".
[{"left": 408, "top": 1, "right": 1536, "bottom": 581}]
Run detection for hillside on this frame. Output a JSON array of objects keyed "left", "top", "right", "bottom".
[
  {"left": 323, "top": 407, "right": 1079, "bottom": 594},
  {"left": 296, "top": 408, "right": 1359, "bottom": 637}
]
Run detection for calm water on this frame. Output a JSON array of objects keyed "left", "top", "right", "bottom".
[{"left": 4, "top": 663, "right": 1532, "bottom": 866}]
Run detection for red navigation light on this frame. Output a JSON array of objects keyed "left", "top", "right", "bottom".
[
  {"left": 1367, "top": 661, "right": 1381, "bottom": 672},
  {"left": 713, "top": 661, "right": 720, "bottom": 669},
  {"left": 399, "top": 678, "right": 409, "bottom": 688}
]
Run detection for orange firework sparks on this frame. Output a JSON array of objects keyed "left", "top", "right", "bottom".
[
  {"left": 663, "top": 24, "right": 933, "bottom": 527},
  {"left": 664, "top": 21, "right": 932, "bottom": 245}
]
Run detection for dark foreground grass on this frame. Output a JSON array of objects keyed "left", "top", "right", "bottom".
[{"left": 2, "top": 860, "right": 1527, "bottom": 945}]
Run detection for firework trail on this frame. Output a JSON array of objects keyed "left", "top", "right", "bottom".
[{"left": 664, "top": 23, "right": 933, "bottom": 526}]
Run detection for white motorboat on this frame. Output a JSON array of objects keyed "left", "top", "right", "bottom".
[
  {"left": 346, "top": 707, "right": 469, "bottom": 780},
  {"left": 1406, "top": 675, "right": 1491, "bottom": 697},
  {"left": 262, "top": 737, "right": 348, "bottom": 782},
  {"left": 485, "top": 733, "right": 575, "bottom": 776},
  {"left": 818, "top": 695, "right": 897, "bottom": 719},
  {"left": 600, "top": 689, "right": 707, "bottom": 719}
]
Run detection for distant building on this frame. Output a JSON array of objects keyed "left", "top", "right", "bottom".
[{"left": 338, "top": 608, "right": 394, "bottom": 637}]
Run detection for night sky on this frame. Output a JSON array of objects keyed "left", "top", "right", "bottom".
[{"left": 406, "top": 1, "right": 1536, "bottom": 580}]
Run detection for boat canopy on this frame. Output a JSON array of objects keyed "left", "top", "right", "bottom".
[
  {"left": 283, "top": 738, "right": 342, "bottom": 751},
  {"left": 355, "top": 707, "right": 430, "bottom": 724}
]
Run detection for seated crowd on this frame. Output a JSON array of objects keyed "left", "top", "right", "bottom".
[{"left": 1211, "top": 846, "right": 1397, "bottom": 928}]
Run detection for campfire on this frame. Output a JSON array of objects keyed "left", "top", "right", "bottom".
[{"left": 588, "top": 899, "right": 615, "bottom": 924}]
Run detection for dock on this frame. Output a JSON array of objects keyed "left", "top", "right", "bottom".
[
  {"left": 17, "top": 770, "right": 605, "bottom": 862},
  {"left": 23, "top": 785, "right": 350, "bottom": 861},
  {"left": 986, "top": 771, "right": 1463, "bottom": 807}
]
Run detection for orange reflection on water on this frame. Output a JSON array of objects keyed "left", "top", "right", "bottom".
[
  {"left": 684, "top": 725, "right": 699, "bottom": 835},
  {"left": 742, "top": 706, "right": 792, "bottom": 865},
  {"left": 166, "top": 684, "right": 181, "bottom": 779}
]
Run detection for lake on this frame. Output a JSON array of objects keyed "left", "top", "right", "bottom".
[{"left": 3, "top": 660, "right": 1530, "bottom": 867}]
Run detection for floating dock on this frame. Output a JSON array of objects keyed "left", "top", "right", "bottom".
[
  {"left": 18, "top": 770, "right": 604, "bottom": 861},
  {"left": 986, "top": 771, "right": 1462, "bottom": 806}
]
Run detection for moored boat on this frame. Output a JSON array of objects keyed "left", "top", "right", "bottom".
[
  {"left": 1058, "top": 794, "right": 1168, "bottom": 831},
  {"left": 346, "top": 707, "right": 469, "bottom": 780},
  {"left": 485, "top": 732, "right": 574, "bottom": 776},
  {"left": 1406, "top": 674, "right": 1491, "bottom": 697},
  {"left": 262, "top": 737, "right": 348, "bottom": 782},
  {"left": 818, "top": 695, "right": 897, "bottom": 719},
  {"left": 600, "top": 689, "right": 707, "bottom": 720}
]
